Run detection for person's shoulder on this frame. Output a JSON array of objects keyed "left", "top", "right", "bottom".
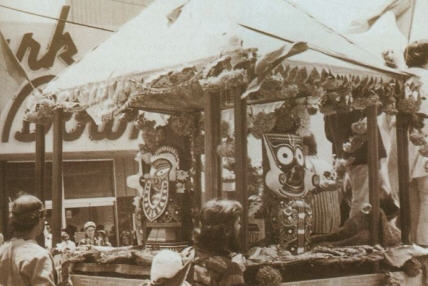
[{"left": 14, "top": 240, "right": 51, "bottom": 262}]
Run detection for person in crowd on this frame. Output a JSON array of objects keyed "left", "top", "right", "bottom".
[
  {"left": 44, "top": 221, "right": 52, "bottom": 250},
  {"left": 95, "top": 229, "right": 112, "bottom": 246},
  {"left": 64, "top": 224, "right": 77, "bottom": 243},
  {"left": 120, "top": 230, "right": 133, "bottom": 246},
  {"left": 150, "top": 249, "right": 191, "bottom": 286},
  {"left": 0, "top": 194, "right": 56, "bottom": 285},
  {"left": 324, "top": 109, "right": 397, "bottom": 219},
  {"left": 383, "top": 40, "right": 428, "bottom": 246},
  {"left": 109, "top": 226, "right": 117, "bottom": 246},
  {"left": 56, "top": 230, "right": 76, "bottom": 252},
  {"left": 78, "top": 221, "right": 97, "bottom": 246},
  {"left": 303, "top": 134, "right": 341, "bottom": 234},
  {"left": 183, "top": 199, "right": 245, "bottom": 286},
  {"left": 0, "top": 233, "right": 4, "bottom": 246}
]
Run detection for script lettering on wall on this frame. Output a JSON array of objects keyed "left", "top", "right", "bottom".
[
  {"left": 16, "top": 6, "right": 77, "bottom": 70},
  {"left": 1, "top": 6, "right": 140, "bottom": 143}
]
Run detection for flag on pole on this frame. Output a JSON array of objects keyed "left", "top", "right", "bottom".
[
  {"left": 0, "top": 30, "right": 29, "bottom": 85},
  {"left": 347, "top": 0, "right": 412, "bottom": 34}
]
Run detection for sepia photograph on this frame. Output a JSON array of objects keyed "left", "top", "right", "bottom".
[{"left": 0, "top": 0, "right": 428, "bottom": 285}]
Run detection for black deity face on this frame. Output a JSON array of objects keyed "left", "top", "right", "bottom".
[{"left": 264, "top": 134, "right": 306, "bottom": 198}]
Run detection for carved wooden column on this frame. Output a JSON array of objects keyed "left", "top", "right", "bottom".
[
  {"left": 35, "top": 124, "right": 45, "bottom": 202},
  {"left": 366, "top": 105, "right": 380, "bottom": 245},
  {"left": 204, "top": 91, "right": 221, "bottom": 202},
  {"left": 396, "top": 113, "right": 411, "bottom": 244},
  {"left": 234, "top": 88, "right": 248, "bottom": 251},
  {"left": 52, "top": 109, "right": 63, "bottom": 246},
  {"left": 0, "top": 161, "right": 7, "bottom": 236}
]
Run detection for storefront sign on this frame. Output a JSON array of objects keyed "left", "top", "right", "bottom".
[{"left": 0, "top": 6, "right": 140, "bottom": 154}]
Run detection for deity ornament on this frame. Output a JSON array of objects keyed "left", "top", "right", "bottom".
[
  {"left": 127, "top": 145, "right": 190, "bottom": 245},
  {"left": 263, "top": 133, "right": 313, "bottom": 254}
]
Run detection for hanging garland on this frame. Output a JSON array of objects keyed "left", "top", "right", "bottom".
[
  {"left": 134, "top": 113, "right": 166, "bottom": 153},
  {"left": 168, "top": 113, "right": 197, "bottom": 137}
]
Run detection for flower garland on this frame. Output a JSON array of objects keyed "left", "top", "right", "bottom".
[
  {"left": 168, "top": 113, "right": 197, "bottom": 137},
  {"left": 24, "top": 93, "right": 56, "bottom": 125},
  {"left": 134, "top": 113, "right": 166, "bottom": 153},
  {"left": 248, "top": 100, "right": 311, "bottom": 139}
]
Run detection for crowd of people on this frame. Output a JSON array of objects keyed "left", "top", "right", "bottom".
[{"left": 0, "top": 194, "right": 245, "bottom": 286}]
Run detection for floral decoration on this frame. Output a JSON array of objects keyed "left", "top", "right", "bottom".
[
  {"left": 24, "top": 93, "right": 56, "bottom": 124},
  {"left": 134, "top": 113, "right": 166, "bottom": 152},
  {"left": 176, "top": 169, "right": 191, "bottom": 193},
  {"left": 168, "top": 113, "right": 197, "bottom": 137},
  {"left": 248, "top": 112, "right": 277, "bottom": 139}
]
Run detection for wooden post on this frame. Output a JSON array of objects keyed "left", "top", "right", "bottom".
[
  {"left": 192, "top": 113, "right": 202, "bottom": 210},
  {"left": 0, "top": 161, "right": 7, "bottom": 237},
  {"left": 204, "top": 91, "right": 221, "bottom": 202},
  {"left": 366, "top": 105, "right": 380, "bottom": 245},
  {"left": 234, "top": 88, "right": 248, "bottom": 252},
  {"left": 52, "top": 109, "right": 63, "bottom": 246},
  {"left": 35, "top": 124, "right": 45, "bottom": 202},
  {"left": 396, "top": 113, "right": 411, "bottom": 244}
]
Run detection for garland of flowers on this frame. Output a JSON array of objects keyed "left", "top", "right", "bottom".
[
  {"left": 248, "top": 100, "right": 312, "bottom": 139},
  {"left": 134, "top": 113, "right": 166, "bottom": 153}
]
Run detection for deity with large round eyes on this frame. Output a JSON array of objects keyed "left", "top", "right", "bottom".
[
  {"left": 263, "top": 133, "right": 313, "bottom": 254},
  {"left": 264, "top": 133, "right": 307, "bottom": 198}
]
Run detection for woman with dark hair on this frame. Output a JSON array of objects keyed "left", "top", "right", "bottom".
[
  {"left": 0, "top": 194, "right": 56, "bottom": 285},
  {"left": 184, "top": 199, "right": 245, "bottom": 286}
]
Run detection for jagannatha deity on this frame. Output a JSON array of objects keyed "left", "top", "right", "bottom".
[
  {"left": 128, "top": 146, "right": 189, "bottom": 244},
  {"left": 263, "top": 133, "right": 313, "bottom": 254}
]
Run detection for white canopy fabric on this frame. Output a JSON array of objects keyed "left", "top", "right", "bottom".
[{"left": 38, "top": 0, "right": 410, "bottom": 123}]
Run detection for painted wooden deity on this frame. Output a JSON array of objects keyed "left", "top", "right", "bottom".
[
  {"left": 263, "top": 133, "right": 313, "bottom": 254},
  {"left": 128, "top": 146, "right": 190, "bottom": 245}
]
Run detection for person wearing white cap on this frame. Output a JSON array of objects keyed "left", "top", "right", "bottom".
[
  {"left": 150, "top": 249, "right": 190, "bottom": 286},
  {"left": 78, "top": 221, "right": 97, "bottom": 246}
]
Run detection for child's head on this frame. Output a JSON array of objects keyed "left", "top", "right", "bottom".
[{"left": 150, "top": 250, "right": 190, "bottom": 286}]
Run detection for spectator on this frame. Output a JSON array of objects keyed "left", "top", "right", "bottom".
[
  {"left": 150, "top": 249, "right": 190, "bottom": 286},
  {"left": 56, "top": 230, "right": 76, "bottom": 252},
  {"left": 78, "top": 221, "right": 97, "bottom": 246},
  {"left": 0, "top": 233, "right": 3, "bottom": 246},
  {"left": 183, "top": 199, "right": 245, "bottom": 286},
  {"left": 44, "top": 222, "right": 52, "bottom": 250},
  {"left": 0, "top": 194, "right": 56, "bottom": 285},
  {"left": 95, "top": 230, "right": 111, "bottom": 247}
]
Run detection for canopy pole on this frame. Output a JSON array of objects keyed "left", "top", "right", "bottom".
[
  {"left": 192, "top": 113, "right": 202, "bottom": 210},
  {"left": 204, "top": 91, "right": 221, "bottom": 202},
  {"left": 396, "top": 113, "right": 411, "bottom": 244},
  {"left": 367, "top": 105, "right": 380, "bottom": 245},
  {"left": 0, "top": 161, "right": 6, "bottom": 236},
  {"left": 234, "top": 87, "right": 248, "bottom": 252},
  {"left": 52, "top": 109, "right": 63, "bottom": 246},
  {"left": 35, "top": 124, "right": 45, "bottom": 203}
]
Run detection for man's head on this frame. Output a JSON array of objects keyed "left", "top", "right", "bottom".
[
  {"left": 196, "top": 199, "right": 242, "bottom": 253},
  {"left": 10, "top": 194, "right": 45, "bottom": 239},
  {"left": 404, "top": 40, "right": 428, "bottom": 68}
]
